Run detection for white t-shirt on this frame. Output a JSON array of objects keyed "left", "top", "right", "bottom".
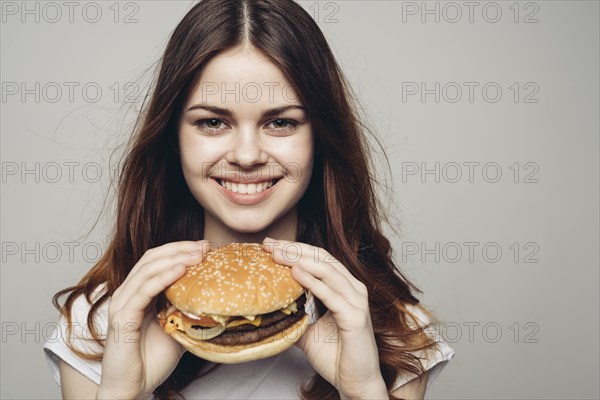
[{"left": 44, "top": 287, "right": 455, "bottom": 398}]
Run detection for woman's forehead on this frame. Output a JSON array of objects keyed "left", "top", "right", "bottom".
[{"left": 187, "top": 47, "right": 300, "bottom": 107}]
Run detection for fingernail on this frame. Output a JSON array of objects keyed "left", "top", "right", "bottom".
[
  {"left": 264, "top": 237, "right": 273, "bottom": 242},
  {"left": 196, "top": 240, "right": 211, "bottom": 249},
  {"left": 173, "top": 264, "right": 186, "bottom": 272}
]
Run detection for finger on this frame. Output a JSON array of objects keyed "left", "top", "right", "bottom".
[
  {"left": 307, "top": 247, "right": 363, "bottom": 290},
  {"left": 124, "top": 240, "right": 211, "bottom": 286},
  {"left": 264, "top": 238, "right": 366, "bottom": 295},
  {"left": 112, "top": 249, "right": 206, "bottom": 311},
  {"left": 290, "top": 264, "right": 356, "bottom": 319},
  {"left": 113, "top": 264, "right": 188, "bottom": 324},
  {"left": 271, "top": 247, "right": 364, "bottom": 308},
  {"left": 294, "top": 313, "right": 323, "bottom": 352}
]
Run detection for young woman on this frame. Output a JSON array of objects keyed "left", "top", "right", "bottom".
[{"left": 44, "top": 0, "right": 455, "bottom": 399}]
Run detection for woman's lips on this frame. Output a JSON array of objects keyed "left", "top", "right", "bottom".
[{"left": 213, "top": 178, "right": 281, "bottom": 205}]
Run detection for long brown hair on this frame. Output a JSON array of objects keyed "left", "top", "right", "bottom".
[{"left": 53, "top": 0, "right": 443, "bottom": 398}]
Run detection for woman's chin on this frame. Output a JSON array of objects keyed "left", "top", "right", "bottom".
[
  {"left": 221, "top": 217, "right": 272, "bottom": 236},
  {"left": 204, "top": 206, "right": 297, "bottom": 241}
]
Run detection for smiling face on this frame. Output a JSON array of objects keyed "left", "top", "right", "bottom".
[{"left": 178, "top": 46, "right": 314, "bottom": 242}]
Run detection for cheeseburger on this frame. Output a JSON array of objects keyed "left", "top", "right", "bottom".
[{"left": 158, "top": 242, "right": 309, "bottom": 364}]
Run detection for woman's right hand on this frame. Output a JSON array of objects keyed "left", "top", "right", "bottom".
[{"left": 96, "top": 240, "right": 211, "bottom": 399}]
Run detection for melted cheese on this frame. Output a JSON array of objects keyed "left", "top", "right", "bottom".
[
  {"left": 208, "top": 314, "right": 230, "bottom": 325},
  {"left": 226, "top": 315, "right": 262, "bottom": 328},
  {"left": 280, "top": 301, "right": 298, "bottom": 315}
]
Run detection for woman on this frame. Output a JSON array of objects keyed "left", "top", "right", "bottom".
[{"left": 44, "top": 0, "right": 455, "bottom": 398}]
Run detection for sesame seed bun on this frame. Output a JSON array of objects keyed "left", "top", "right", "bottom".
[{"left": 165, "top": 243, "right": 304, "bottom": 316}]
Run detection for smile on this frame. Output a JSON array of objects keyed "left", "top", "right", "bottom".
[
  {"left": 216, "top": 179, "right": 279, "bottom": 194},
  {"left": 212, "top": 177, "right": 283, "bottom": 205}
]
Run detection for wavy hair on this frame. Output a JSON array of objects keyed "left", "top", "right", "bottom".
[{"left": 53, "top": 0, "right": 443, "bottom": 398}]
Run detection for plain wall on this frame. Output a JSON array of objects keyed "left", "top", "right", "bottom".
[{"left": 1, "top": 1, "right": 598, "bottom": 398}]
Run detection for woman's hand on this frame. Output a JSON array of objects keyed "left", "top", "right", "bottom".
[
  {"left": 262, "top": 238, "right": 388, "bottom": 399},
  {"left": 97, "top": 240, "right": 211, "bottom": 399}
]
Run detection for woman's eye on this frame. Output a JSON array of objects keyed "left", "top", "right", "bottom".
[
  {"left": 193, "top": 118, "right": 227, "bottom": 133},
  {"left": 267, "top": 119, "right": 297, "bottom": 131}
]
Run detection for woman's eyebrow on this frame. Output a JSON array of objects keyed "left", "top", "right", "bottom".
[{"left": 186, "top": 104, "right": 306, "bottom": 117}]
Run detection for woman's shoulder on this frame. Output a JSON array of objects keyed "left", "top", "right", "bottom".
[
  {"left": 392, "top": 302, "right": 456, "bottom": 390},
  {"left": 403, "top": 302, "right": 456, "bottom": 361},
  {"left": 43, "top": 283, "right": 109, "bottom": 387}
]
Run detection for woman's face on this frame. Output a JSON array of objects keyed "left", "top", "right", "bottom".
[{"left": 178, "top": 46, "right": 314, "bottom": 237}]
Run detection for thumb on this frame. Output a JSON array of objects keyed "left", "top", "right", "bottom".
[{"left": 294, "top": 320, "right": 318, "bottom": 352}]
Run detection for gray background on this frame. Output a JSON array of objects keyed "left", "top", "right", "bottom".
[{"left": 1, "top": 1, "right": 598, "bottom": 399}]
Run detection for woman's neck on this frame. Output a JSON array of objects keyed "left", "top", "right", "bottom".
[{"left": 203, "top": 208, "right": 298, "bottom": 246}]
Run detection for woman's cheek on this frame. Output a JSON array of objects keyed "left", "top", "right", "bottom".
[
  {"left": 180, "top": 135, "right": 220, "bottom": 176},
  {"left": 272, "top": 132, "right": 313, "bottom": 161}
]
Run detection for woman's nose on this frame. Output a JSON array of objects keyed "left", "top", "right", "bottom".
[{"left": 225, "top": 126, "right": 268, "bottom": 168}]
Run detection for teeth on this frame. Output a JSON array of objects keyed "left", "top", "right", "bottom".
[{"left": 218, "top": 179, "right": 277, "bottom": 194}]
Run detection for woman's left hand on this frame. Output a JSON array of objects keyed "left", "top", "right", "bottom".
[{"left": 263, "top": 238, "right": 388, "bottom": 399}]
